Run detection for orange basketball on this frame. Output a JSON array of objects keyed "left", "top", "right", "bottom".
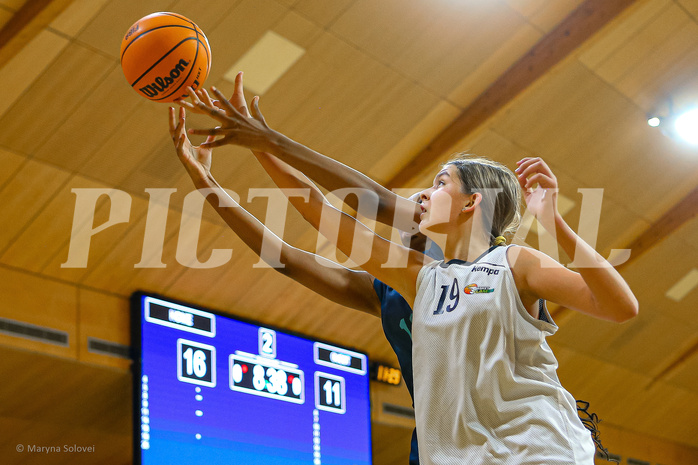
[{"left": 120, "top": 12, "right": 211, "bottom": 103}]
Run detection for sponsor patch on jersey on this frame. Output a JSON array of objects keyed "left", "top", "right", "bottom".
[{"left": 464, "top": 283, "right": 494, "bottom": 294}]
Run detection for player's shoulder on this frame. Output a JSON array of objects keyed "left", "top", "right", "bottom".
[
  {"left": 505, "top": 244, "right": 565, "bottom": 286},
  {"left": 506, "top": 243, "right": 546, "bottom": 263}
]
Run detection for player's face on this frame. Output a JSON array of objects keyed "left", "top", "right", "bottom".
[{"left": 418, "top": 165, "right": 470, "bottom": 235}]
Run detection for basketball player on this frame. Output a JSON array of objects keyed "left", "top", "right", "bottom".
[
  {"left": 170, "top": 73, "right": 442, "bottom": 464},
  {"left": 184, "top": 92, "right": 638, "bottom": 464}
]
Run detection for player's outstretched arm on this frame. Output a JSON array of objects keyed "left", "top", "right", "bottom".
[
  {"left": 510, "top": 157, "right": 638, "bottom": 323},
  {"left": 185, "top": 101, "right": 425, "bottom": 305},
  {"left": 178, "top": 81, "right": 328, "bottom": 230},
  {"left": 180, "top": 79, "right": 421, "bottom": 234},
  {"left": 169, "top": 106, "right": 380, "bottom": 315}
]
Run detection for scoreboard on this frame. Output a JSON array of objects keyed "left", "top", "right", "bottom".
[{"left": 132, "top": 293, "right": 372, "bottom": 465}]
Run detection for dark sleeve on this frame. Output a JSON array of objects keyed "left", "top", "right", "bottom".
[{"left": 373, "top": 278, "right": 387, "bottom": 302}]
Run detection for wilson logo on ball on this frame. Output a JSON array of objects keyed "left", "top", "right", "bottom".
[{"left": 139, "top": 58, "right": 191, "bottom": 98}]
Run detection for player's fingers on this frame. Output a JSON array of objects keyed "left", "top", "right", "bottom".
[
  {"left": 172, "top": 107, "right": 186, "bottom": 136},
  {"left": 175, "top": 134, "right": 186, "bottom": 156},
  {"left": 193, "top": 101, "right": 228, "bottom": 122},
  {"left": 188, "top": 127, "right": 228, "bottom": 136},
  {"left": 168, "top": 107, "right": 176, "bottom": 136},
  {"left": 200, "top": 137, "right": 230, "bottom": 149},
  {"left": 176, "top": 99, "right": 196, "bottom": 111},
  {"left": 525, "top": 173, "right": 554, "bottom": 189},
  {"left": 250, "top": 97, "right": 268, "bottom": 126},
  {"left": 200, "top": 89, "right": 215, "bottom": 108},
  {"left": 235, "top": 71, "right": 244, "bottom": 93},
  {"left": 185, "top": 86, "right": 202, "bottom": 105},
  {"left": 232, "top": 72, "right": 251, "bottom": 116},
  {"left": 210, "top": 86, "right": 238, "bottom": 116},
  {"left": 515, "top": 157, "right": 540, "bottom": 175},
  {"left": 516, "top": 159, "right": 547, "bottom": 182}
]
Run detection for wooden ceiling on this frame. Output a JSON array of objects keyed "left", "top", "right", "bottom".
[{"left": 1, "top": 0, "right": 697, "bottom": 464}]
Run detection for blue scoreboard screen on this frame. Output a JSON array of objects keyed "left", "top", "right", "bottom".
[{"left": 132, "top": 292, "right": 372, "bottom": 465}]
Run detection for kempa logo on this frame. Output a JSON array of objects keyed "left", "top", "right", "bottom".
[
  {"left": 464, "top": 284, "right": 494, "bottom": 295},
  {"left": 139, "top": 58, "right": 190, "bottom": 98},
  {"left": 471, "top": 265, "right": 499, "bottom": 276}
]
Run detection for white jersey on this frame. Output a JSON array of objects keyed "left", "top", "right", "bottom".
[{"left": 413, "top": 245, "right": 595, "bottom": 465}]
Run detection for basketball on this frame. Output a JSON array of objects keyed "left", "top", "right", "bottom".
[{"left": 120, "top": 12, "right": 211, "bottom": 103}]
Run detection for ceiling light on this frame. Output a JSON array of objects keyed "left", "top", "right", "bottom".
[
  {"left": 674, "top": 108, "right": 698, "bottom": 145},
  {"left": 223, "top": 31, "right": 305, "bottom": 96},
  {"left": 647, "top": 116, "right": 661, "bottom": 127},
  {"left": 648, "top": 98, "right": 698, "bottom": 146}
]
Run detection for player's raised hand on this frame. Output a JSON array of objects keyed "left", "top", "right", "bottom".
[
  {"left": 175, "top": 72, "right": 252, "bottom": 118},
  {"left": 515, "top": 157, "right": 559, "bottom": 232},
  {"left": 185, "top": 85, "right": 275, "bottom": 153},
  {"left": 168, "top": 106, "right": 215, "bottom": 187}
]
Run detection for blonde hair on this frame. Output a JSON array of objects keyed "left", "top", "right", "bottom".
[{"left": 444, "top": 154, "right": 522, "bottom": 246}]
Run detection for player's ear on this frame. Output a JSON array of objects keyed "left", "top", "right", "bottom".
[{"left": 461, "top": 193, "right": 481, "bottom": 213}]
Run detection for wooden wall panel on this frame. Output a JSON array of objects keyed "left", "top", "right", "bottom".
[
  {"left": 40, "top": 188, "right": 149, "bottom": 284},
  {"left": 0, "top": 266, "right": 77, "bottom": 358},
  {"left": 489, "top": 59, "right": 698, "bottom": 223},
  {"left": 0, "top": 147, "right": 25, "bottom": 187},
  {"left": 129, "top": 220, "right": 230, "bottom": 294},
  {"left": 0, "top": 159, "right": 71, "bottom": 249},
  {"left": 0, "top": 0, "right": 23, "bottom": 10},
  {"left": 372, "top": 422, "right": 412, "bottom": 465},
  {"left": 163, "top": 225, "right": 249, "bottom": 306},
  {"left": 77, "top": 289, "right": 130, "bottom": 370},
  {"left": 291, "top": 0, "right": 354, "bottom": 27},
  {"left": 0, "top": 7, "right": 12, "bottom": 29},
  {"left": 78, "top": 100, "right": 171, "bottom": 188},
  {"left": 368, "top": 101, "right": 461, "bottom": 184},
  {"left": 552, "top": 342, "right": 698, "bottom": 448},
  {"left": 614, "top": 20, "right": 698, "bottom": 105},
  {"left": 0, "top": 28, "right": 68, "bottom": 119},
  {"left": 665, "top": 341, "right": 698, "bottom": 393},
  {"left": 619, "top": 233, "right": 698, "bottom": 331},
  {"left": 166, "top": 0, "right": 241, "bottom": 35},
  {"left": 77, "top": 197, "right": 166, "bottom": 294},
  {"left": 598, "top": 422, "right": 698, "bottom": 465},
  {"left": 331, "top": 0, "right": 526, "bottom": 97},
  {"left": 578, "top": 0, "right": 672, "bottom": 71},
  {"left": 525, "top": 0, "right": 585, "bottom": 33},
  {"left": 273, "top": 9, "right": 324, "bottom": 49},
  {"left": 678, "top": 0, "right": 698, "bottom": 18},
  {"left": 448, "top": 23, "right": 542, "bottom": 109},
  {"left": 370, "top": 380, "right": 414, "bottom": 427},
  {"left": 590, "top": 3, "right": 690, "bottom": 86},
  {"left": 75, "top": 0, "right": 171, "bottom": 58},
  {"left": 1, "top": 175, "right": 109, "bottom": 272},
  {"left": 600, "top": 312, "right": 697, "bottom": 376},
  {"left": 0, "top": 345, "right": 132, "bottom": 465},
  {"left": 201, "top": 0, "right": 290, "bottom": 85},
  {"left": 33, "top": 65, "right": 137, "bottom": 173},
  {"left": 264, "top": 31, "right": 442, "bottom": 177},
  {"left": 48, "top": 0, "right": 110, "bottom": 37},
  {"left": 0, "top": 43, "right": 113, "bottom": 155}
]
